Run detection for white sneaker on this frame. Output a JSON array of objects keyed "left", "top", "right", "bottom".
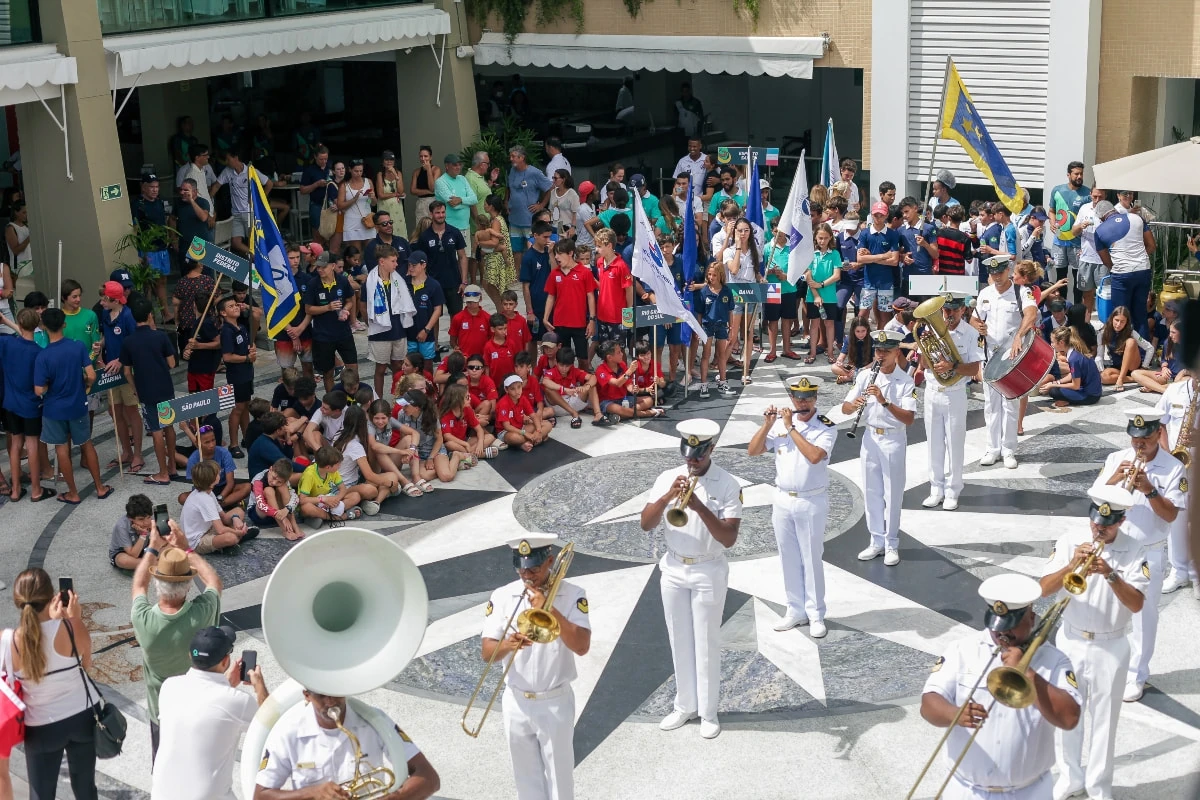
[
  {"left": 1054, "top": 784, "right": 1086, "bottom": 800},
  {"left": 1193, "top": 581, "right": 1200, "bottom": 602},
  {"left": 361, "top": 500, "right": 381, "bottom": 516},
  {"left": 1003, "top": 453, "right": 1018, "bottom": 469},
  {"left": 809, "top": 620, "right": 828, "bottom": 639},
  {"left": 943, "top": 496, "right": 959, "bottom": 511},
  {"left": 699, "top": 718, "right": 721, "bottom": 739},
  {"left": 659, "top": 710, "right": 697, "bottom": 731},
  {"left": 884, "top": 548, "right": 900, "bottom": 566},
  {"left": 857, "top": 545, "right": 884, "bottom": 561},
  {"left": 921, "top": 493, "right": 944, "bottom": 508},
  {"left": 773, "top": 614, "right": 806, "bottom": 632},
  {"left": 1122, "top": 682, "right": 1145, "bottom": 703},
  {"left": 980, "top": 451, "right": 999, "bottom": 466},
  {"left": 1161, "top": 571, "right": 1192, "bottom": 594}
]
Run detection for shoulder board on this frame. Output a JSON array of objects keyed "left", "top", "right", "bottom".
[
  {"left": 1180, "top": 477, "right": 1188, "bottom": 494},
  {"left": 1065, "top": 670, "right": 1078, "bottom": 689},
  {"left": 818, "top": 414, "right": 834, "bottom": 427},
  {"left": 394, "top": 724, "right": 413, "bottom": 743}
]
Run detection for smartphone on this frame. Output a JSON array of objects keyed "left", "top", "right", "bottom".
[
  {"left": 240, "top": 650, "right": 257, "bottom": 682},
  {"left": 153, "top": 503, "right": 169, "bottom": 538},
  {"left": 58, "top": 577, "right": 73, "bottom": 607}
]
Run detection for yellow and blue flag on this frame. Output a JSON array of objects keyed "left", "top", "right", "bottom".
[
  {"left": 248, "top": 166, "right": 301, "bottom": 338},
  {"left": 939, "top": 60, "right": 1024, "bottom": 215}
]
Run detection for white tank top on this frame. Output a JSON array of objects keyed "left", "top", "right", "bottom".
[{"left": 14, "top": 620, "right": 93, "bottom": 726}]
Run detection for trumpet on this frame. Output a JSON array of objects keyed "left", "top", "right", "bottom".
[
  {"left": 1122, "top": 456, "right": 1146, "bottom": 492},
  {"left": 1063, "top": 539, "right": 1106, "bottom": 595},
  {"left": 665, "top": 472, "right": 699, "bottom": 527},
  {"left": 327, "top": 707, "right": 396, "bottom": 799}
]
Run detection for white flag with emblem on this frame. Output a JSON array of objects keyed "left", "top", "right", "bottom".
[
  {"left": 631, "top": 199, "right": 707, "bottom": 344},
  {"left": 778, "top": 151, "right": 815, "bottom": 286}
]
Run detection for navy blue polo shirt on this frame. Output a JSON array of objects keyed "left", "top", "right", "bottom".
[
  {"left": 34, "top": 338, "right": 91, "bottom": 421},
  {"left": 304, "top": 273, "right": 354, "bottom": 342},
  {"left": 188, "top": 317, "right": 222, "bottom": 375},
  {"left": 898, "top": 221, "right": 938, "bottom": 276},
  {"left": 118, "top": 325, "right": 176, "bottom": 405},
  {"left": 221, "top": 320, "right": 253, "bottom": 384},
  {"left": 0, "top": 335, "right": 43, "bottom": 418},
  {"left": 365, "top": 235, "right": 410, "bottom": 270},
  {"left": 859, "top": 225, "right": 901, "bottom": 290},
  {"left": 99, "top": 306, "right": 137, "bottom": 363},
  {"left": 301, "top": 164, "right": 331, "bottom": 222},
  {"left": 410, "top": 225, "right": 467, "bottom": 292},
  {"left": 837, "top": 230, "right": 863, "bottom": 288},
  {"left": 132, "top": 195, "right": 170, "bottom": 251},
  {"left": 405, "top": 276, "right": 445, "bottom": 338},
  {"left": 519, "top": 247, "right": 553, "bottom": 321}
]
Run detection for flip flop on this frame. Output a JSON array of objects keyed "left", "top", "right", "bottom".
[
  {"left": 143, "top": 477, "right": 171, "bottom": 486},
  {"left": 105, "top": 458, "right": 130, "bottom": 470},
  {"left": 56, "top": 496, "right": 82, "bottom": 506},
  {"left": 130, "top": 462, "right": 147, "bottom": 474},
  {"left": 10, "top": 487, "right": 25, "bottom": 503},
  {"left": 570, "top": 417, "right": 582, "bottom": 429},
  {"left": 31, "top": 488, "right": 57, "bottom": 502},
  {"left": 781, "top": 351, "right": 803, "bottom": 360},
  {"left": 96, "top": 486, "right": 116, "bottom": 500},
  {"left": 764, "top": 353, "right": 777, "bottom": 363}
]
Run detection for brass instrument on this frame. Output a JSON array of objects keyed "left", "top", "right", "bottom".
[
  {"left": 1063, "top": 539, "right": 1107, "bottom": 595},
  {"left": 914, "top": 295, "right": 966, "bottom": 388},
  {"left": 1171, "top": 378, "right": 1198, "bottom": 467},
  {"left": 845, "top": 357, "right": 883, "bottom": 439},
  {"left": 461, "top": 543, "right": 575, "bottom": 737},
  {"left": 1122, "top": 456, "right": 1146, "bottom": 492},
  {"left": 665, "top": 472, "right": 699, "bottom": 527},
  {"left": 987, "top": 595, "right": 1070, "bottom": 709},
  {"left": 328, "top": 707, "right": 396, "bottom": 799}
]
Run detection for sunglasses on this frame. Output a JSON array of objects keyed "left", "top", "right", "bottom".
[
  {"left": 378, "top": 220, "right": 393, "bottom": 226},
  {"left": 467, "top": 365, "right": 484, "bottom": 371},
  {"left": 350, "top": 159, "right": 364, "bottom": 166}
]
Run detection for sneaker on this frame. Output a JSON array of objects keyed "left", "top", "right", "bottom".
[
  {"left": 1003, "top": 453, "right": 1018, "bottom": 469},
  {"left": 943, "top": 496, "right": 959, "bottom": 511},
  {"left": 1161, "top": 570, "right": 1192, "bottom": 594},
  {"left": 361, "top": 500, "right": 381, "bottom": 516},
  {"left": 857, "top": 545, "right": 884, "bottom": 561},
  {"left": 718, "top": 381, "right": 735, "bottom": 396},
  {"left": 344, "top": 507, "right": 364, "bottom": 521},
  {"left": 884, "top": 548, "right": 900, "bottom": 566},
  {"left": 921, "top": 493, "right": 944, "bottom": 509},
  {"left": 979, "top": 451, "right": 999, "bottom": 466},
  {"left": 607, "top": 412, "right": 622, "bottom": 425},
  {"left": 229, "top": 447, "right": 245, "bottom": 459},
  {"left": 809, "top": 620, "right": 828, "bottom": 639},
  {"left": 699, "top": 718, "right": 721, "bottom": 739},
  {"left": 659, "top": 710, "right": 697, "bottom": 731},
  {"left": 699, "top": 384, "right": 710, "bottom": 398},
  {"left": 772, "top": 614, "right": 805, "bottom": 632}
]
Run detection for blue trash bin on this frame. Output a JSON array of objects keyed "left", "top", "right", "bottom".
[{"left": 1096, "top": 274, "right": 1113, "bottom": 323}]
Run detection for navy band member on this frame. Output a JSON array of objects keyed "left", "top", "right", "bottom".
[
  {"left": 640, "top": 419, "right": 742, "bottom": 739},
  {"left": 841, "top": 330, "right": 917, "bottom": 565},
  {"left": 748, "top": 376, "right": 836, "bottom": 638},
  {"left": 1040, "top": 486, "right": 1148, "bottom": 800},
  {"left": 255, "top": 691, "right": 439, "bottom": 800},
  {"left": 921, "top": 573, "right": 1081, "bottom": 800},
  {"left": 1153, "top": 377, "right": 1197, "bottom": 593},
  {"left": 920, "top": 292, "right": 984, "bottom": 511},
  {"left": 481, "top": 534, "right": 590, "bottom": 800},
  {"left": 1089, "top": 409, "right": 1186, "bottom": 702}
]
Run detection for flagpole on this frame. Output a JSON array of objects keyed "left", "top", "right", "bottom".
[
  {"left": 922, "top": 55, "right": 954, "bottom": 219},
  {"left": 108, "top": 390, "right": 123, "bottom": 479}
]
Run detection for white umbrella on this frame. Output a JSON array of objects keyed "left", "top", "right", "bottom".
[{"left": 1092, "top": 136, "right": 1200, "bottom": 196}]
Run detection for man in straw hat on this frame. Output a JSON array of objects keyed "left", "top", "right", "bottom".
[{"left": 748, "top": 376, "right": 836, "bottom": 638}]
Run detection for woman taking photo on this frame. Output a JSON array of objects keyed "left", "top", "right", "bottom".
[
  {"left": 409, "top": 145, "right": 441, "bottom": 223},
  {"left": 547, "top": 169, "right": 578, "bottom": 239},
  {"left": 8, "top": 569, "right": 98, "bottom": 799},
  {"left": 374, "top": 150, "right": 407, "bottom": 239},
  {"left": 337, "top": 159, "right": 374, "bottom": 252}
]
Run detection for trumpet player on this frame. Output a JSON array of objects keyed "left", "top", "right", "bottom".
[
  {"left": 919, "top": 292, "right": 984, "bottom": 511},
  {"left": 840, "top": 330, "right": 916, "bottom": 566},
  {"left": 482, "top": 534, "right": 590, "bottom": 800},
  {"left": 640, "top": 419, "right": 742, "bottom": 739},
  {"left": 255, "top": 688, "right": 439, "bottom": 800},
  {"left": 748, "top": 376, "right": 837, "bottom": 638},
  {"left": 1154, "top": 376, "right": 1197, "bottom": 594},
  {"left": 920, "top": 574, "right": 1080, "bottom": 800},
  {"left": 1090, "top": 409, "right": 1187, "bottom": 703},
  {"left": 1040, "top": 486, "right": 1148, "bottom": 800}
]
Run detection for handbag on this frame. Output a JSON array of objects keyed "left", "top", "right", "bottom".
[
  {"left": 0, "top": 628, "right": 24, "bottom": 750},
  {"left": 64, "top": 621, "right": 127, "bottom": 759},
  {"left": 318, "top": 187, "right": 338, "bottom": 239}
]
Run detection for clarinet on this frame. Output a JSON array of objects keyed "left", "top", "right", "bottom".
[{"left": 845, "top": 358, "right": 883, "bottom": 439}]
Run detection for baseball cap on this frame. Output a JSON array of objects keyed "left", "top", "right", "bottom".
[
  {"left": 141, "top": 173, "right": 158, "bottom": 184},
  {"left": 102, "top": 281, "right": 127, "bottom": 304},
  {"left": 630, "top": 174, "right": 646, "bottom": 189},
  {"left": 300, "top": 242, "right": 324, "bottom": 257},
  {"left": 1094, "top": 200, "right": 1116, "bottom": 218},
  {"left": 760, "top": 178, "right": 771, "bottom": 190},
  {"left": 578, "top": 180, "right": 596, "bottom": 199},
  {"left": 408, "top": 251, "right": 428, "bottom": 265},
  {"left": 444, "top": 153, "right": 461, "bottom": 165},
  {"left": 540, "top": 331, "right": 560, "bottom": 346},
  {"left": 189, "top": 625, "right": 237, "bottom": 669},
  {"left": 870, "top": 201, "right": 889, "bottom": 216},
  {"left": 381, "top": 150, "right": 395, "bottom": 160},
  {"left": 315, "top": 252, "right": 331, "bottom": 267},
  {"left": 463, "top": 284, "right": 483, "bottom": 300},
  {"left": 109, "top": 268, "right": 134, "bottom": 289},
  {"left": 1031, "top": 208, "right": 1049, "bottom": 222},
  {"left": 503, "top": 374, "right": 523, "bottom": 389},
  {"left": 891, "top": 297, "right": 916, "bottom": 311}
]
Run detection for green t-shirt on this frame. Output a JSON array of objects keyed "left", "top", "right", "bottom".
[
  {"left": 465, "top": 170, "right": 492, "bottom": 234},
  {"left": 63, "top": 308, "right": 101, "bottom": 352},
  {"left": 640, "top": 193, "right": 662, "bottom": 222},
  {"left": 707, "top": 190, "right": 746, "bottom": 217},
  {"left": 131, "top": 586, "right": 221, "bottom": 722},
  {"left": 763, "top": 205, "right": 781, "bottom": 233},
  {"left": 763, "top": 242, "right": 797, "bottom": 294},
  {"left": 598, "top": 208, "right": 631, "bottom": 228},
  {"left": 807, "top": 249, "right": 843, "bottom": 304}
]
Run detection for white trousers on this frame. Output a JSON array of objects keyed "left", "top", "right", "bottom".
[
  {"left": 944, "top": 771, "right": 1051, "bottom": 800},
  {"left": 1054, "top": 629, "right": 1129, "bottom": 800},
  {"left": 502, "top": 686, "right": 576, "bottom": 800},
  {"left": 925, "top": 387, "right": 968, "bottom": 498},
  {"left": 1167, "top": 513, "right": 1197, "bottom": 579},
  {"left": 983, "top": 382, "right": 1018, "bottom": 456},
  {"left": 660, "top": 554, "right": 728, "bottom": 722},
  {"left": 1128, "top": 546, "right": 1165, "bottom": 688},
  {"left": 861, "top": 428, "right": 906, "bottom": 549},
  {"left": 771, "top": 490, "right": 827, "bottom": 622}
]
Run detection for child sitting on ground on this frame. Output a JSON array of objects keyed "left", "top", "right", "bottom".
[
  {"left": 393, "top": 389, "right": 459, "bottom": 488},
  {"left": 109, "top": 493, "right": 153, "bottom": 570},
  {"left": 495, "top": 374, "right": 552, "bottom": 452},
  {"left": 367, "top": 400, "right": 421, "bottom": 496},
  {"left": 272, "top": 367, "right": 301, "bottom": 416},
  {"left": 513, "top": 351, "right": 556, "bottom": 426},
  {"left": 297, "top": 445, "right": 363, "bottom": 526},
  {"left": 180, "top": 460, "right": 258, "bottom": 553},
  {"left": 178, "top": 423, "right": 250, "bottom": 510},
  {"left": 249, "top": 459, "right": 304, "bottom": 541},
  {"left": 334, "top": 365, "right": 377, "bottom": 404},
  {"left": 333, "top": 405, "right": 401, "bottom": 515},
  {"left": 465, "top": 353, "right": 498, "bottom": 426},
  {"left": 243, "top": 397, "right": 272, "bottom": 451},
  {"left": 440, "top": 384, "right": 501, "bottom": 467},
  {"left": 394, "top": 351, "right": 438, "bottom": 398}
]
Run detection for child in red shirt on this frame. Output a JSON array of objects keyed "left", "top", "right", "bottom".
[
  {"left": 465, "top": 353, "right": 498, "bottom": 426},
  {"left": 631, "top": 341, "right": 666, "bottom": 411},
  {"left": 536, "top": 333, "right": 561, "bottom": 384},
  {"left": 496, "top": 374, "right": 552, "bottom": 452},
  {"left": 439, "top": 383, "right": 500, "bottom": 463},
  {"left": 449, "top": 286, "right": 491, "bottom": 357},
  {"left": 500, "top": 289, "right": 533, "bottom": 355},
  {"left": 514, "top": 350, "right": 555, "bottom": 426},
  {"left": 592, "top": 227, "right": 634, "bottom": 360},
  {"left": 543, "top": 239, "right": 596, "bottom": 369},
  {"left": 595, "top": 340, "right": 665, "bottom": 422},
  {"left": 541, "top": 347, "right": 606, "bottom": 428},
  {"left": 482, "top": 313, "right": 518, "bottom": 382}
]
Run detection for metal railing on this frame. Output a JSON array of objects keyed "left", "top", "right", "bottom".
[{"left": 1149, "top": 220, "right": 1200, "bottom": 299}]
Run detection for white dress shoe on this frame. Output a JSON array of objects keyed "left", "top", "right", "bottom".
[
  {"left": 1122, "top": 682, "right": 1145, "bottom": 703},
  {"left": 942, "top": 496, "right": 959, "bottom": 511},
  {"left": 857, "top": 545, "right": 884, "bottom": 561},
  {"left": 1054, "top": 784, "right": 1086, "bottom": 800},
  {"left": 1003, "top": 453, "right": 1018, "bottom": 469},
  {"left": 979, "top": 451, "right": 999, "bottom": 466},
  {"left": 884, "top": 548, "right": 900, "bottom": 566},
  {"left": 699, "top": 718, "right": 721, "bottom": 739},
  {"left": 1161, "top": 571, "right": 1192, "bottom": 594},
  {"left": 1193, "top": 581, "right": 1200, "bottom": 602},
  {"left": 921, "top": 493, "right": 944, "bottom": 508},
  {"left": 809, "top": 620, "right": 828, "bottom": 638},
  {"left": 659, "top": 710, "right": 697, "bottom": 731},
  {"left": 773, "top": 614, "right": 806, "bottom": 632}
]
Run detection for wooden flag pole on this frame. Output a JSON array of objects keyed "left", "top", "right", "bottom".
[
  {"left": 651, "top": 324, "right": 659, "bottom": 409},
  {"left": 108, "top": 390, "right": 123, "bottom": 479},
  {"left": 190, "top": 279, "right": 222, "bottom": 350}
]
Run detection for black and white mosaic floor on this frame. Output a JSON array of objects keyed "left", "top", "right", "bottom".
[{"left": 2, "top": 352, "right": 1198, "bottom": 799}]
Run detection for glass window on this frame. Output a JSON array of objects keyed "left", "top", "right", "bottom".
[
  {"left": 99, "top": 0, "right": 420, "bottom": 36},
  {"left": 0, "top": 0, "right": 41, "bottom": 45}
]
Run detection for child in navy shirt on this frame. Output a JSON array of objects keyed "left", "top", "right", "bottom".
[
  {"left": 690, "top": 262, "right": 734, "bottom": 398},
  {"left": 219, "top": 295, "right": 255, "bottom": 456}
]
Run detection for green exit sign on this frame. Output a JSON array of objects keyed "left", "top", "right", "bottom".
[{"left": 100, "top": 184, "right": 123, "bottom": 202}]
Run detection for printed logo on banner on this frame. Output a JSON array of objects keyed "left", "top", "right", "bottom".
[{"left": 766, "top": 283, "right": 781, "bottom": 305}]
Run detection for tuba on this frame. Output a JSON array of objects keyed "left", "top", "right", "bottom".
[
  {"left": 240, "top": 528, "right": 429, "bottom": 800},
  {"left": 914, "top": 296, "right": 966, "bottom": 388}
]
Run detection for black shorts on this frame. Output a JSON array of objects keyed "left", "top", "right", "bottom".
[
  {"left": 4, "top": 411, "right": 40, "bottom": 438},
  {"left": 804, "top": 302, "right": 830, "bottom": 320},
  {"left": 555, "top": 326, "right": 589, "bottom": 361},
  {"left": 764, "top": 293, "right": 798, "bottom": 322},
  {"left": 312, "top": 337, "right": 359, "bottom": 374},
  {"left": 231, "top": 380, "right": 255, "bottom": 403},
  {"left": 593, "top": 320, "right": 626, "bottom": 344}
]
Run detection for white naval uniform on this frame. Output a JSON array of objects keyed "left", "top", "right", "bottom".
[
  {"left": 650, "top": 463, "right": 743, "bottom": 723},
  {"left": 845, "top": 366, "right": 917, "bottom": 550},
  {"left": 765, "top": 413, "right": 837, "bottom": 623},
  {"left": 1154, "top": 379, "right": 1198, "bottom": 580},
  {"left": 922, "top": 629, "right": 1081, "bottom": 800},
  {"left": 257, "top": 702, "right": 421, "bottom": 791},
  {"left": 483, "top": 578, "right": 590, "bottom": 800},
  {"left": 1090, "top": 447, "right": 1187, "bottom": 689},
  {"left": 924, "top": 321, "right": 984, "bottom": 501},
  {"left": 1043, "top": 528, "right": 1149, "bottom": 800},
  {"left": 975, "top": 282, "right": 1035, "bottom": 457}
]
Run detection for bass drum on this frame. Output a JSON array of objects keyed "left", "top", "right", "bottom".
[{"left": 984, "top": 329, "right": 1055, "bottom": 400}]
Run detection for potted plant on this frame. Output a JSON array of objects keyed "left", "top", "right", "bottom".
[
  {"left": 113, "top": 221, "right": 177, "bottom": 319},
  {"left": 459, "top": 115, "right": 541, "bottom": 200}
]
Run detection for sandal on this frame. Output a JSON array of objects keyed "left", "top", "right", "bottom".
[
  {"left": 484, "top": 446, "right": 499, "bottom": 459},
  {"left": 570, "top": 417, "right": 582, "bottom": 429},
  {"left": 804, "top": 355, "right": 816, "bottom": 365},
  {"left": 764, "top": 353, "right": 777, "bottom": 363},
  {"left": 404, "top": 483, "right": 424, "bottom": 497},
  {"left": 782, "top": 351, "right": 803, "bottom": 360},
  {"left": 417, "top": 479, "right": 435, "bottom": 493}
]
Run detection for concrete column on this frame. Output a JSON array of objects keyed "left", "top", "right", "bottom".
[
  {"left": 1044, "top": 0, "right": 1102, "bottom": 194},
  {"left": 138, "top": 81, "right": 213, "bottom": 186},
  {"left": 17, "top": 0, "right": 129, "bottom": 298},
  {"left": 869, "top": 0, "right": 911, "bottom": 196}
]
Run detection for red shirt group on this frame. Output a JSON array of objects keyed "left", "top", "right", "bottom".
[
  {"left": 467, "top": 375, "right": 498, "bottom": 407},
  {"left": 483, "top": 337, "right": 518, "bottom": 381},
  {"left": 545, "top": 265, "right": 597, "bottom": 328},
  {"left": 451, "top": 307, "right": 492, "bottom": 356}
]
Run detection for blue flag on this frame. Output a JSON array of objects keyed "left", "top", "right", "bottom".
[
  {"left": 249, "top": 166, "right": 301, "bottom": 338},
  {"left": 939, "top": 59, "right": 1024, "bottom": 215},
  {"left": 819, "top": 118, "right": 840, "bottom": 188},
  {"left": 679, "top": 176, "right": 698, "bottom": 346},
  {"left": 746, "top": 155, "right": 764, "bottom": 233}
]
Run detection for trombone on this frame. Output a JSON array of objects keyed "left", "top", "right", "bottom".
[
  {"left": 461, "top": 543, "right": 575, "bottom": 737},
  {"left": 665, "top": 470, "right": 699, "bottom": 527}
]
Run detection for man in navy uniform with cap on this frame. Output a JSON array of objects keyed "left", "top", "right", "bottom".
[
  {"left": 481, "top": 534, "right": 590, "bottom": 800},
  {"left": 921, "top": 573, "right": 1081, "bottom": 799},
  {"left": 1090, "top": 409, "right": 1187, "bottom": 703},
  {"left": 1042, "top": 486, "right": 1148, "bottom": 800},
  {"left": 748, "top": 376, "right": 836, "bottom": 638},
  {"left": 641, "top": 419, "right": 742, "bottom": 739},
  {"left": 841, "top": 330, "right": 916, "bottom": 566}
]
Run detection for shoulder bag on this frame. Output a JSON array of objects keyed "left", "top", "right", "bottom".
[
  {"left": 0, "top": 628, "right": 24, "bottom": 750},
  {"left": 318, "top": 185, "right": 339, "bottom": 240},
  {"left": 64, "top": 620, "right": 127, "bottom": 759}
]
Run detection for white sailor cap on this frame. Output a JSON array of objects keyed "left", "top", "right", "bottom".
[
  {"left": 1088, "top": 485, "right": 1135, "bottom": 525},
  {"left": 979, "top": 574, "right": 1041, "bottom": 631},
  {"left": 984, "top": 254, "right": 1014, "bottom": 273},
  {"left": 786, "top": 376, "right": 822, "bottom": 397},
  {"left": 1123, "top": 407, "right": 1163, "bottom": 437},
  {"left": 677, "top": 418, "right": 720, "bottom": 457},
  {"left": 940, "top": 291, "right": 972, "bottom": 309},
  {"left": 507, "top": 533, "right": 560, "bottom": 568},
  {"left": 871, "top": 329, "right": 905, "bottom": 348}
]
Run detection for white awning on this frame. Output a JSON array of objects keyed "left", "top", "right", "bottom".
[
  {"left": 473, "top": 33, "right": 827, "bottom": 79},
  {"left": 104, "top": 5, "right": 451, "bottom": 89},
  {"left": 1092, "top": 137, "right": 1200, "bottom": 197},
  {"left": 0, "top": 45, "right": 77, "bottom": 105}
]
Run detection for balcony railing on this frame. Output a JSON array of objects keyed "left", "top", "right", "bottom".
[
  {"left": 0, "top": 0, "right": 41, "bottom": 45},
  {"left": 99, "top": 0, "right": 419, "bottom": 37}
]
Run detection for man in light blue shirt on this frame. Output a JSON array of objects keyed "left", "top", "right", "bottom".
[
  {"left": 506, "top": 145, "right": 552, "bottom": 255},
  {"left": 434, "top": 153, "right": 478, "bottom": 233}
]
